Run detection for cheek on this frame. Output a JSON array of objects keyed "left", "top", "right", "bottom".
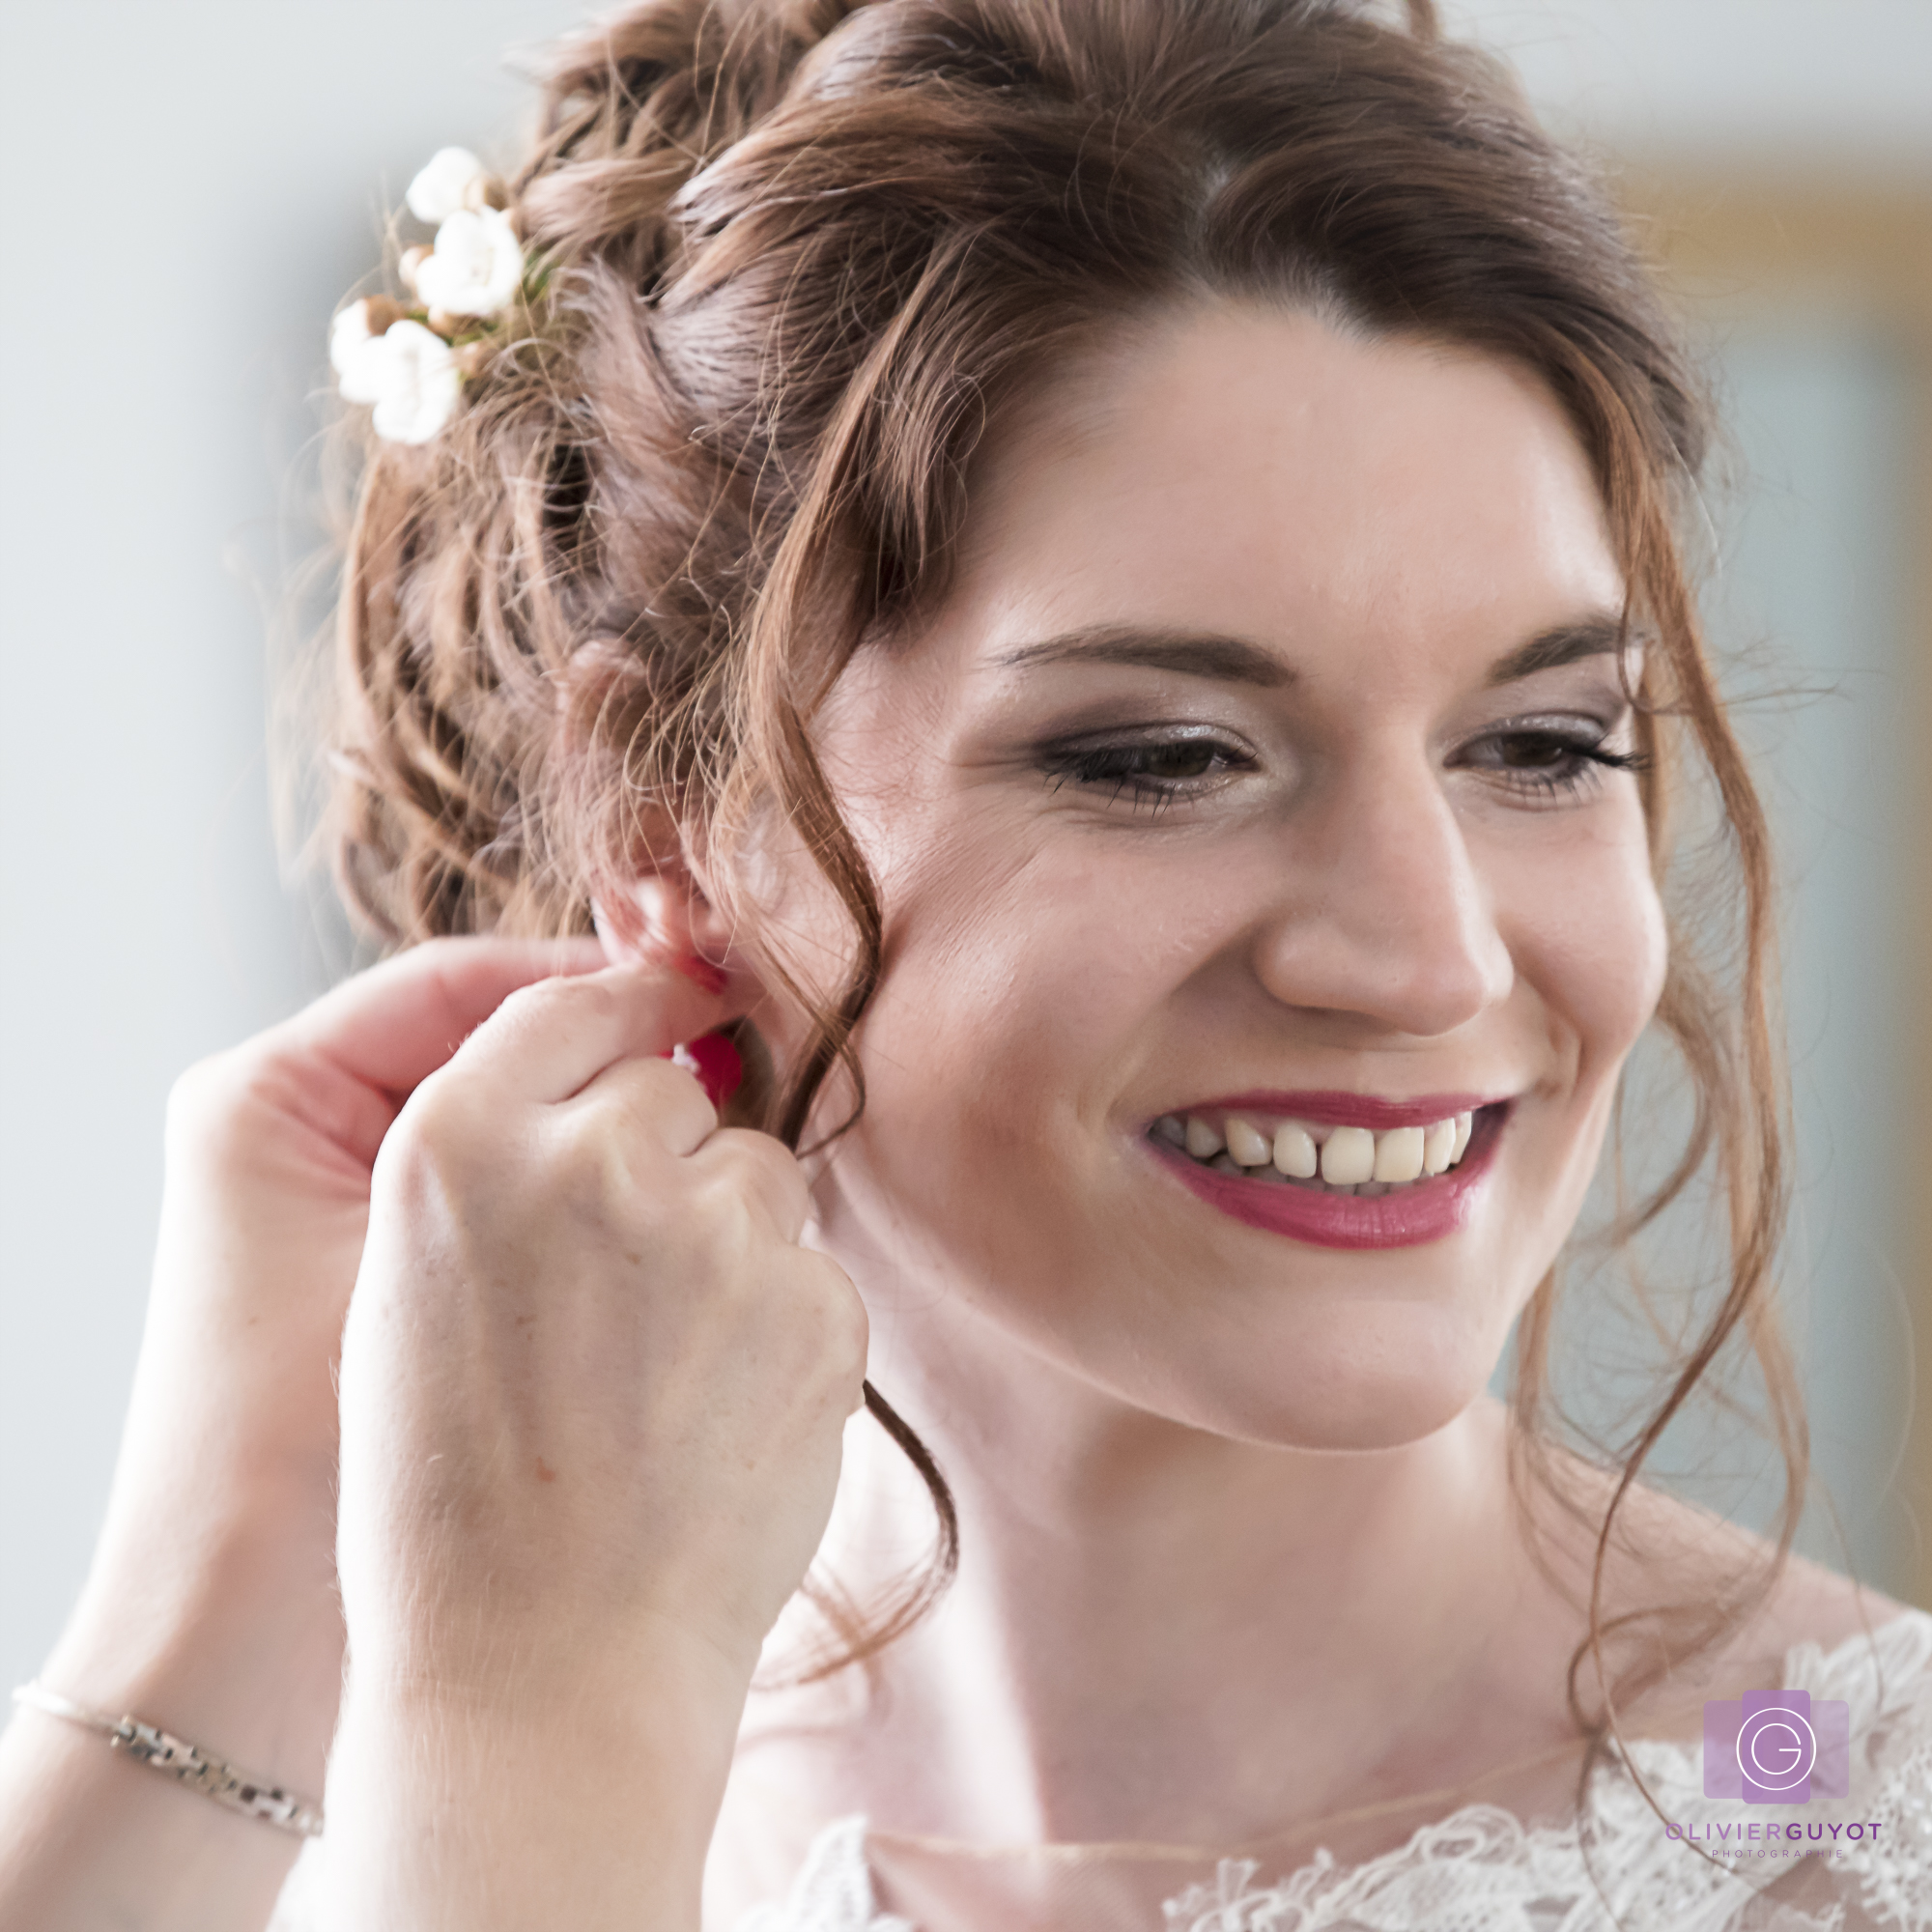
[
  {"left": 1499, "top": 808, "right": 1667, "bottom": 1091},
  {"left": 827, "top": 813, "right": 1252, "bottom": 1284},
  {"left": 856, "top": 806, "right": 1281, "bottom": 1112},
  {"left": 854, "top": 832, "right": 1144, "bottom": 1125}
]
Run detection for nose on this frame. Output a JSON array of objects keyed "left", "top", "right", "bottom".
[{"left": 1253, "top": 746, "right": 1513, "bottom": 1037}]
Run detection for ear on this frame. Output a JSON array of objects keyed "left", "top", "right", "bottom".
[{"left": 591, "top": 859, "right": 743, "bottom": 993}]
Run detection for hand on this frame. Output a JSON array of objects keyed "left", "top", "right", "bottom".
[
  {"left": 321, "top": 964, "right": 867, "bottom": 1929},
  {"left": 335, "top": 962, "right": 868, "bottom": 1699},
  {"left": 39, "top": 936, "right": 611, "bottom": 1791}
]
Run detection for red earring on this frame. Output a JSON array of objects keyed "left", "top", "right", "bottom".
[{"left": 669, "top": 1032, "right": 744, "bottom": 1107}]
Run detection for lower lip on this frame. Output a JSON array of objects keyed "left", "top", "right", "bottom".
[{"left": 1146, "top": 1107, "right": 1506, "bottom": 1251}]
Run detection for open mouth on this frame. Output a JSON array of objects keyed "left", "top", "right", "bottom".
[
  {"left": 1144, "top": 1095, "right": 1511, "bottom": 1249},
  {"left": 1153, "top": 1104, "right": 1479, "bottom": 1194}
]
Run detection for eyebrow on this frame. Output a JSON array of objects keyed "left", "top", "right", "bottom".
[
  {"left": 1483, "top": 614, "right": 1632, "bottom": 687},
  {"left": 992, "top": 614, "right": 1632, "bottom": 689},
  {"left": 993, "top": 625, "right": 1293, "bottom": 686}
]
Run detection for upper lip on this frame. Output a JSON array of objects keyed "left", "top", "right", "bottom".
[{"left": 1157, "top": 1090, "right": 1510, "bottom": 1129}]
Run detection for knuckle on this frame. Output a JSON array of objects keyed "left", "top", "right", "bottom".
[
  {"left": 553, "top": 1104, "right": 700, "bottom": 1238},
  {"left": 833, "top": 1283, "right": 871, "bottom": 1365},
  {"left": 490, "top": 976, "right": 562, "bottom": 1027},
  {"left": 162, "top": 1046, "right": 288, "bottom": 1163},
  {"left": 651, "top": 1052, "right": 721, "bottom": 1124},
  {"left": 684, "top": 1161, "right": 762, "bottom": 1245},
  {"left": 578, "top": 1071, "right": 699, "bottom": 1166},
  {"left": 399, "top": 1067, "right": 467, "bottom": 1142},
  {"left": 488, "top": 971, "right": 615, "bottom": 1041},
  {"left": 551, "top": 1100, "right": 636, "bottom": 1196},
  {"left": 624, "top": 1055, "right": 710, "bottom": 1119},
  {"left": 163, "top": 1052, "right": 234, "bottom": 1136},
  {"left": 796, "top": 1255, "right": 869, "bottom": 1370},
  {"left": 385, "top": 1072, "right": 486, "bottom": 1179},
  {"left": 536, "top": 972, "right": 621, "bottom": 1020},
  {"left": 708, "top": 1130, "right": 808, "bottom": 1199}
]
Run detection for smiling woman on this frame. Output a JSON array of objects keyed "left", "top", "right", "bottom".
[
  {"left": 796, "top": 312, "right": 1665, "bottom": 1463},
  {"left": 3, "top": 3, "right": 1931, "bottom": 1931}
]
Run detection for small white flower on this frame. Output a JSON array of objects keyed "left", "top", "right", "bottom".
[
  {"left": 406, "top": 146, "right": 491, "bottom": 224},
  {"left": 413, "top": 206, "right": 524, "bottom": 318},
  {"left": 329, "top": 299, "right": 391, "bottom": 404},
  {"left": 361, "top": 320, "right": 463, "bottom": 445}
]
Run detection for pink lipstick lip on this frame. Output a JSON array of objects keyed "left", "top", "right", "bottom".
[
  {"left": 1142, "top": 1102, "right": 1509, "bottom": 1251},
  {"left": 1156, "top": 1090, "right": 1509, "bottom": 1130}
]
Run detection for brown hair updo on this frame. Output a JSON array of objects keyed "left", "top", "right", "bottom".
[{"left": 329, "top": 0, "right": 1800, "bottom": 1836}]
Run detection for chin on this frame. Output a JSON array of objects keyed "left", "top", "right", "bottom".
[
  {"left": 1257, "top": 1380, "right": 1488, "bottom": 1454},
  {"left": 1111, "top": 1299, "right": 1508, "bottom": 1454},
  {"left": 1207, "top": 1376, "right": 1488, "bottom": 1456}
]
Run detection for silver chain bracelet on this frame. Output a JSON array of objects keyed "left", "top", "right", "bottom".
[{"left": 10, "top": 1682, "right": 324, "bottom": 1838}]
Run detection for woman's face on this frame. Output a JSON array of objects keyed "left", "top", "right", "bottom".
[{"left": 789, "top": 302, "right": 1664, "bottom": 1452}]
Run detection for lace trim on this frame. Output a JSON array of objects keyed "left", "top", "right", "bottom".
[
  {"left": 739, "top": 1610, "right": 1932, "bottom": 1932},
  {"left": 735, "top": 1815, "right": 917, "bottom": 1932}
]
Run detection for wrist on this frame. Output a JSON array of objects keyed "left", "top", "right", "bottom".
[
  {"left": 342, "top": 1598, "right": 752, "bottom": 1783},
  {"left": 326, "top": 1635, "right": 746, "bottom": 1930},
  {"left": 41, "top": 1494, "right": 344, "bottom": 1797}
]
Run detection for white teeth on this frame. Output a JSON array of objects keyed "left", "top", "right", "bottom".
[
  {"left": 1372, "top": 1125, "right": 1425, "bottom": 1183},
  {"left": 1272, "top": 1122, "right": 1319, "bottom": 1179},
  {"left": 1320, "top": 1126, "right": 1377, "bottom": 1185},
  {"left": 1159, "top": 1105, "right": 1488, "bottom": 1190}
]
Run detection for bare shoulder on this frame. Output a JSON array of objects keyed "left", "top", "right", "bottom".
[
  {"left": 1738, "top": 1548, "right": 1920, "bottom": 1664},
  {"left": 1612, "top": 1483, "right": 1921, "bottom": 1690},
  {"left": 1515, "top": 1448, "right": 1922, "bottom": 1708}
]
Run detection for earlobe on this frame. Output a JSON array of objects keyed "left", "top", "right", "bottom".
[
  {"left": 593, "top": 873, "right": 771, "bottom": 1119},
  {"left": 592, "top": 872, "right": 734, "bottom": 992}
]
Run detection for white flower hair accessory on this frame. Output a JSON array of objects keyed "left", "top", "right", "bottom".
[
  {"left": 405, "top": 146, "right": 492, "bottom": 223},
  {"left": 414, "top": 207, "right": 524, "bottom": 318},
  {"left": 328, "top": 148, "right": 540, "bottom": 443}
]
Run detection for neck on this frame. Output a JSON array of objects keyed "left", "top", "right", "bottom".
[{"left": 739, "top": 1291, "right": 1581, "bottom": 1852}]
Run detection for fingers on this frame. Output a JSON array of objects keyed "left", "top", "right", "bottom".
[
  {"left": 575, "top": 1053, "right": 809, "bottom": 1232},
  {"left": 689, "top": 1127, "right": 815, "bottom": 1241},
  {"left": 287, "top": 935, "right": 611, "bottom": 1094},
  {"left": 573, "top": 1053, "right": 722, "bottom": 1161},
  {"left": 452, "top": 963, "right": 730, "bottom": 1105}
]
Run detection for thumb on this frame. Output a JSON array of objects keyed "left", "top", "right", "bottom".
[{"left": 285, "top": 934, "right": 610, "bottom": 1095}]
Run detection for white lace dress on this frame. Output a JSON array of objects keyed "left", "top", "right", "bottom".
[{"left": 270, "top": 1609, "right": 1932, "bottom": 1931}]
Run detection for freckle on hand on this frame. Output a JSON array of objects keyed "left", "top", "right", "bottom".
[{"left": 535, "top": 1458, "right": 557, "bottom": 1483}]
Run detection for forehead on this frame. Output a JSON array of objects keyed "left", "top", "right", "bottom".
[{"left": 939, "top": 302, "right": 1623, "bottom": 689}]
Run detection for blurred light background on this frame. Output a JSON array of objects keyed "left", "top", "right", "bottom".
[{"left": 2, "top": 0, "right": 1929, "bottom": 1696}]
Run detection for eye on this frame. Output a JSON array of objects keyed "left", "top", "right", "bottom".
[
  {"left": 1036, "top": 729, "right": 1255, "bottom": 810},
  {"left": 1457, "top": 718, "right": 1647, "bottom": 802}
]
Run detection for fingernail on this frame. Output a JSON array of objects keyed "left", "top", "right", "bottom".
[
  {"left": 671, "top": 953, "right": 728, "bottom": 996},
  {"left": 671, "top": 1031, "right": 744, "bottom": 1108}
]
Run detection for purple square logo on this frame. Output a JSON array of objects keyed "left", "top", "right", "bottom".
[{"left": 1703, "top": 1690, "right": 1850, "bottom": 1802}]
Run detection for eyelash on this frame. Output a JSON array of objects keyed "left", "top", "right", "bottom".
[
  {"left": 1038, "top": 734, "right": 1254, "bottom": 811},
  {"left": 1470, "top": 727, "right": 1650, "bottom": 801},
  {"left": 1036, "top": 725, "right": 1648, "bottom": 810}
]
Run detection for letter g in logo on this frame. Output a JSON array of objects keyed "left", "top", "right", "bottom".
[{"left": 1704, "top": 1690, "right": 1851, "bottom": 1803}]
